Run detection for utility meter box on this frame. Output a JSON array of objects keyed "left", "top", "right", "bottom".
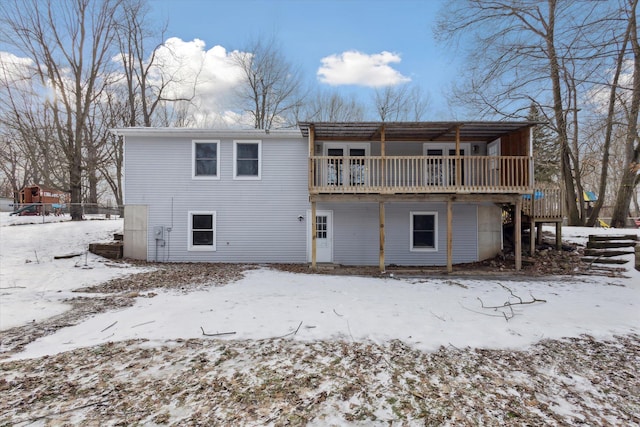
[{"left": 153, "top": 226, "right": 164, "bottom": 240}]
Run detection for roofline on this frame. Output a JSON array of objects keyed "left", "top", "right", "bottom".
[
  {"left": 109, "top": 127, "right": 303, "bottom": 139},
  {"left": 297, "top": 121, "right": 544, "bottom": 142},
  {"left": 297, "top": 121, "right": 544, "bottom": 126}
]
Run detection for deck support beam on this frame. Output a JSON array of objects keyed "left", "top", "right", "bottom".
[
  {"left": 447, "top": 198, "right": 453, "bottom": 273},
  {"left": 379, "top": 202, "right": 385, "bottom": 272},
  {"left": 529, "top": 220, "right": 536, "bottom": 256},
  {"left": 308, "top": 125, "right": 315, "bottom": 190},
  {"left": 455, "top": 126, "right": 462, "bottom": 185},
  {"left": 311, "top": 201, "right": 317, "bottom": 270},
  {"left": 537, "top": 223, "right": 543, "bottom": 244},
  {"left": 515, "top": 197, "right": 522, "bottom": 271}
]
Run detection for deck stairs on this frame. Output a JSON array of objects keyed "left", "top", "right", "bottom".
[{"left": 583, "top": 235, "right": 638, "bottom": 265}]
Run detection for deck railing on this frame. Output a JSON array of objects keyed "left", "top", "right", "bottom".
[
  {"left": 310, "top": 155, "right": 533, "bottom": 194},
  {"left": 522, "top": 187, "right": 564, "bottom": 219}
]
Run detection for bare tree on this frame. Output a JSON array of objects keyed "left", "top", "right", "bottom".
[
  {"left": 114, "top": 0, "right": 197, "bottom": 128},
  {"left": 299, "top": 90, "right": 365, "bottom": 122},
  {"left": 374, "top": 84, "right": 429, "bottom": 122},
  {"left": 0, "top": 0, "right": 122, "bottom": 220},
  {"left": 0, "top": 64, "right": 69, "bottom": 192},
  {"left": 0, "top": 132, "right": 30, "bottom": 199},
  {"left": 435, "top": 0, "right": 625, "bottom": 225},
  {"left": 232, "top": 36, "right": 305, "bottom": 129},
  {"left": 610, "top": 0, "right": 640, "bottom": 227}
]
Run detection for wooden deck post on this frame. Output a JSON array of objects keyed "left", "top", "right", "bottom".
[
  {"left": 447, "top": 198, "right": 453, "bottom": 273},
  {"left": 515, "top": 197, "right": 522, "bottom": 271},
  {"left": 379, "top": 201, "right": 385, "bottom": 272},
  {"left": 529, "top": 220, "right": 536, "bottom": 256},
  {"left": 537, "top": 223, "right": 543, "bottom": 244},
  {"left": 455, "top": 126, "right": 461, "bottom": 185},
  {"left": 311, "top": 201, "right": 317, "bottom": 270},
  {"left": 380, "top": 125, "right": 386, "bottom": 189},
  {"left": 308, "top": 125, "right": 315, "bottom": 190},
  {"left": 556, "top": 222, "right": 562, "bottom": 250}
]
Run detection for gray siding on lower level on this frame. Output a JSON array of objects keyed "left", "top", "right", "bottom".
[{"left": 318, "top": 202, "right": 481, "bottom": 266}]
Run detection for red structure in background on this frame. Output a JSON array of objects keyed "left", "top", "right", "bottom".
[{"left": 13, "top": 185, "right": 69, "bottom": 216}]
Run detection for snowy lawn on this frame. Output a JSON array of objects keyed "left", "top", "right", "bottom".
[
  {"left": 2, "top": 214, "right": 638, "bottom": 359},
  {"left": 0, "top": 213, "right": 148, "bottom": 331},
  {"left": 1, "top": 213, "right": 639, "bottom": 425}
]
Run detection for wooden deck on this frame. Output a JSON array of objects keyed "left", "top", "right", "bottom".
[
  {"left": 521, "top": 187, "right": 565, "bottom": 253},
  {"left": 310, "top": 155, "right": 533, "bottom": 195}
]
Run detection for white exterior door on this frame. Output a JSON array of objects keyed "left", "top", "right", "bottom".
[
  {"left": 487, "top": 139, "right": 501, "bottom": 187},
  {"left": 307, "top": 210, "right": 333, "bottom": 263},
  {"left": 423, "top": 143, "right": 470, "bottom": 186},
  {"left": 324, "top": 143, "right": 369, "bottom": 187}
]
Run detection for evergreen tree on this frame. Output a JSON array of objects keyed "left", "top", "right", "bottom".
[{"left": 528, "top": 104, "right": 559, "bottom": 185}]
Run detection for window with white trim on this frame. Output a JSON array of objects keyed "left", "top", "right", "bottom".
[
  {"left": 188, "top": 211, "right": 216, "bottom": 251},
  {"left": 410, "top": 212, "right": 438, "bottom": 251},
  {"left": 233, "top": 140, "right": 261, "bottom": 179},
  {"left": 193, "top": 140, "right": 219, "bottom": 179}
]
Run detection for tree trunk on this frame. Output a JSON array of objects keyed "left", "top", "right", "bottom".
[
  {"left": 610, "top": 0, "right": 640, "bottom": 228},
  {"left": 545, "top": 0, "right": 581, "bottom": 225},
  {"left": 69, "top": 156, "right": 83, "bottom": 221}
]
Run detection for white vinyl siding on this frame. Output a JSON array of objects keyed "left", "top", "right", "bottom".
[
  {"left": 124, "top": 131, "right": 308, "bottom": 263},
  {"left": 188, "top": 211, "right": 216, "bottom": 251},
  {"left": 192, "top": 140, "right": 220, "bottom": 179},
  {"left": 233, "top": 140, "right": 261, "bottom": 179}
]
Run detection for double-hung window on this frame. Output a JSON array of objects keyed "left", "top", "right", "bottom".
[
  {"left": 193, "top": 140, "right": 219, "bottom": 179},
  {"left": 410, "top": 212, "right": 437, "bottom": 251},
  {"left": 233, "top": 140, "right": 261, "bottom": 179},
  {"left": 188, "top": 211, "right": 216, "bottom": 251}
]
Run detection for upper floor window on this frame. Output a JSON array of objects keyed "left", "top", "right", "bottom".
[
  {"left": 410, "top": 211, "right": 438, "bottom": 251},
  {"left": 234, "top": 140, "right": 261, "bottom": 179},
  {"left": 193, "top": 140, "right": 219, "bottom": 179}
]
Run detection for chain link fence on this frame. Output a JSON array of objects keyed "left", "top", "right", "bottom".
[{"left": 7, "top": 202, "right": 123, "bottom": 223}]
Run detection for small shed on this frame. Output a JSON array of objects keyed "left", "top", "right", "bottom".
[{"left": 14, "top": 185, "right": 69, "bottom": 216}]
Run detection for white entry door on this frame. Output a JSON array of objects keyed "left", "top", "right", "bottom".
[
  {"left": 307, "top": 210, "right": 333, "bottom": 263},
  {"left": 487, "top": 139, "right": 501, "bottom": 187}
]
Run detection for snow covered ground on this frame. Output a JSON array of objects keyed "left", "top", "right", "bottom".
[
  {"left": 1, "top": 212, "right": 638, "bottom": 360},
  {"left": 0, "top": 213, "right": 148, "bottom": 331},
  {"left": 1, "top": 213, "right": 639, "bottom": 425}
]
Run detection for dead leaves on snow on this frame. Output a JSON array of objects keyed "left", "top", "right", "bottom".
[{"left": 1, "top": 334, "right": 639, "bottom": 426}]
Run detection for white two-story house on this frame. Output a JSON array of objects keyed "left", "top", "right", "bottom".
[{"left": 115, "top": 121, "right": 562, "bottom": 272}]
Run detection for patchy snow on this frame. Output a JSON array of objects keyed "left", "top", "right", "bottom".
[
  {"left": 0, "top": 213, "right": 147, "bottom": 330},
  {"left": 1, "top": 213, "right": 638, "bottom": 361}
]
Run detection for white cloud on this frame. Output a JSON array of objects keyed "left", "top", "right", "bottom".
[
  {"left": 584, "top": 58, "right": 635, "bottom": 115},
  {"left": 150, "top": 37, "right": 246, "bottom": 124},
  {"left": 317, "top": 50, "right": 411, "bottom": 87},
  {"left": 0, "top": 51, "right": 34, "bottom": 84}
]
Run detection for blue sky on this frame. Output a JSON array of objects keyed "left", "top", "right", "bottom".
[{"left": 148, "top": 0, "right": 459, "bottom": 119}]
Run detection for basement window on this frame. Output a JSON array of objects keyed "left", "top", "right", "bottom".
[
  {"left": 410, "top": 212, "right": 438, "bottom": 251},
  {"left": 188, "top": 211, "right": 216, "bottom": 251}
]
